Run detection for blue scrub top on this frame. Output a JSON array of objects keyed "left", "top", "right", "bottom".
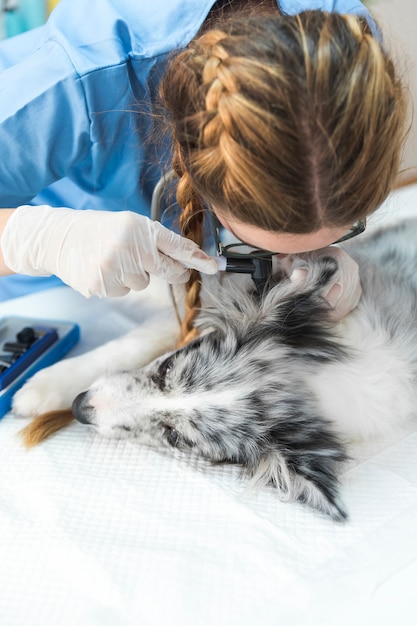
[{"left": 0, "top": 0, "right": 377, "bottom": 299}]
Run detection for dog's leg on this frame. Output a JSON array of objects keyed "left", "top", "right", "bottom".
[{"left": 12, "top": 311, "right": 179, "bottom": 418}]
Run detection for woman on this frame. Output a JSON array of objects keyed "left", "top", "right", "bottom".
[{"left": 0, "top": 1, "right": 407, "bottom": 341}]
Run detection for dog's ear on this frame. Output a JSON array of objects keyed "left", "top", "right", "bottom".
[{"left": 247, "top": 442, "right": 348, "bottom": 522}]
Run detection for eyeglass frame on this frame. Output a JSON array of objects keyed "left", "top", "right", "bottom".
[
  {"left": 150, "top": 169, "right": 367, "bottom": 261},
  {"left": 208, "top": 212, "right": 367, "bottom": 260}
]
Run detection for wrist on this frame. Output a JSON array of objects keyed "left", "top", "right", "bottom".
[
  {"left": 1, "top": 205, "right": 64, "bottom": 277},
  {"left": 0, "top": 208, "right": 18, "bottom": 275}
]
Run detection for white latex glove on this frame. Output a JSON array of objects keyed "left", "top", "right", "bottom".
[
  {"left": 280, "top": 246, "right": 362, "bottom": 321},
  {"left": 1, "top": 205, "right": 218, "bottom": 298}
]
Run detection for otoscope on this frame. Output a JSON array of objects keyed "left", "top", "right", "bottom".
[
  {"left": 215, "top": 255, "right": 273, "bottom": 294},
  {"left": 151, "top": 171, "right": 274, "bottom": 293}
]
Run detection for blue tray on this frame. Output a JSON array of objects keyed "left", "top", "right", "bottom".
[{"left": 0, "top": 315, "right": 80, "bottom": 418}]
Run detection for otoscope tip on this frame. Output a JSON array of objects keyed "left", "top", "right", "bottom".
[{"left": 212, "top": 256, "right": 227, "bottom": 272}]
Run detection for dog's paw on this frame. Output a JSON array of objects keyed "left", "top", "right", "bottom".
[{"left": 12, "top": 361, "right": 84, "bottom": 417}]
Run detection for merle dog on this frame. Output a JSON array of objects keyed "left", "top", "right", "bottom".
[{"left": 14, "top": 219, "right": 417, "bottom": 521}]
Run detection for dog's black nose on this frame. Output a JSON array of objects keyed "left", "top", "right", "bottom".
[{"left": 72, "top": 391, "right": 93, "bottom": 424}]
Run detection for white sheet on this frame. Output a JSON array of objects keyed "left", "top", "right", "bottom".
[{"left": 1, "top": 185, "right": 417, "bottom": 626}]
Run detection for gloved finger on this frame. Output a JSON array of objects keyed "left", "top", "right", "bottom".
[
  {"left": 153, "top": 223, "right": 218, "bottom": 274},
  {"left": 150, "top": 255, "right": 191, "bottom": 284},
  {"left": 181, "top": 248, "right": 219, "bottom": 275},
  {"left": 324, "top": 276, "right": 362, "bottom": 321},
  {"left": 322, "top": 282, "right": 342, "bottom": 309},
  {"left": 317, "top": 248, "right": 362, "bottom": 320},
  {"left": 289, "top": 266, "right": 308, "bottom": 285},
  {"left": 279, "top": 247, "right": 362, "bottom": 321},
  {"left": 86, "top": 283, "right": 132, "bottom": 298},
  {"left": 116, "top": 271, "right": 151, "bottom": 293},
  {"left": 62, "top": 266, "right": 133, "bottom": 299},
  {"left": 166, "top": 269, "right": 191, "bottom": 284},
  {"left": 124, "top": 245, "right": 192, "bottom": 285},
  {"left": 279, "top": 254, "right": 306, "bottom": 279}
]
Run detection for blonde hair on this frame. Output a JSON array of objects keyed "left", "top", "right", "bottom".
[{"left": 160, "top": 10, "right": 407, "bottom": 344}]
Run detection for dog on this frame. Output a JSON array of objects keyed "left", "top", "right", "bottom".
[{"left": 13, "top": 218, "right": 417, "bottom": 522}]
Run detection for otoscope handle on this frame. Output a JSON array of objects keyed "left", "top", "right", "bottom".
[
  {"left": 222, "top": 258, "right": 256, "bottom": 274},
  {"left": 219, "top": 256, "right": 273, "bottom": 292}
]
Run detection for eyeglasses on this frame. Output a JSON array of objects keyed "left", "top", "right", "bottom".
[
  {"left": 151, "top": 170, "right": 366, "bottom": 292},
  {"left": 331, "top": 219, "right": 367, "bottom": 243},
  {"left": 210, "top": 213, "right": 277, "bottom": 259},
  {"left": 209, "top": 212, "right": 367, "bottom": 260}
]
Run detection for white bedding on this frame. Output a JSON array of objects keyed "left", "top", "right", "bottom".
[{"left": 1, "top": 185, "right": 417, "bottom": 626}]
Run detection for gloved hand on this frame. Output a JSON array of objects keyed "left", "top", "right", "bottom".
[
  {"left": 1, "top": 205, "right": 218, "bottom": 298},
  {"left": 280, "top": 246, "right": 362, "bottom": 321}
]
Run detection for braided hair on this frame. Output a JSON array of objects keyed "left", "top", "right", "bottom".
[{"left": 160, "top": 10, "right": 407, "bottom": 344}]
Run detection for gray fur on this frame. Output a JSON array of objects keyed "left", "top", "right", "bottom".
[{"left": 72, "top": 218, "right": 417, "bottom": 522}]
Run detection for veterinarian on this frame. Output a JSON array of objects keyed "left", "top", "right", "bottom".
[{"left": 0, "top": 1, "right": 406, "bottom": 330}]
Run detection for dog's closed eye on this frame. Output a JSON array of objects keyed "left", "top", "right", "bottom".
[
  {"left": 151, "top": 356, "right": 174, "bottom": 390},
  {"left": 111, "top": 424, "right": 132, "bottom": 432},
  {"left": 163, "top": 424, "right": 180, "bottom": 447}
]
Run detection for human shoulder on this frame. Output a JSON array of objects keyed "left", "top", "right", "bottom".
[
  {"left": 278, "top": 0, "right": 379, "bottom": 36},
  {"left": 45, "top": 0, "right": 217, "bottom": 73}
]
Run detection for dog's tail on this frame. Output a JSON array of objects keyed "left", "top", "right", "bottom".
[{"left": 19, "top": 410, "right": 74, "bottom": 448}]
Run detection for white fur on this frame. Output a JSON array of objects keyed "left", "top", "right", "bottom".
[
  {"left": 12, "top": 307, "right": 179, "bottom": 417},
  {"left": 310, "top": 314, "right": 417, "bottom": 440},
  {"left": 11, "top": 219, "right": 417, "bottom": 521}
]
